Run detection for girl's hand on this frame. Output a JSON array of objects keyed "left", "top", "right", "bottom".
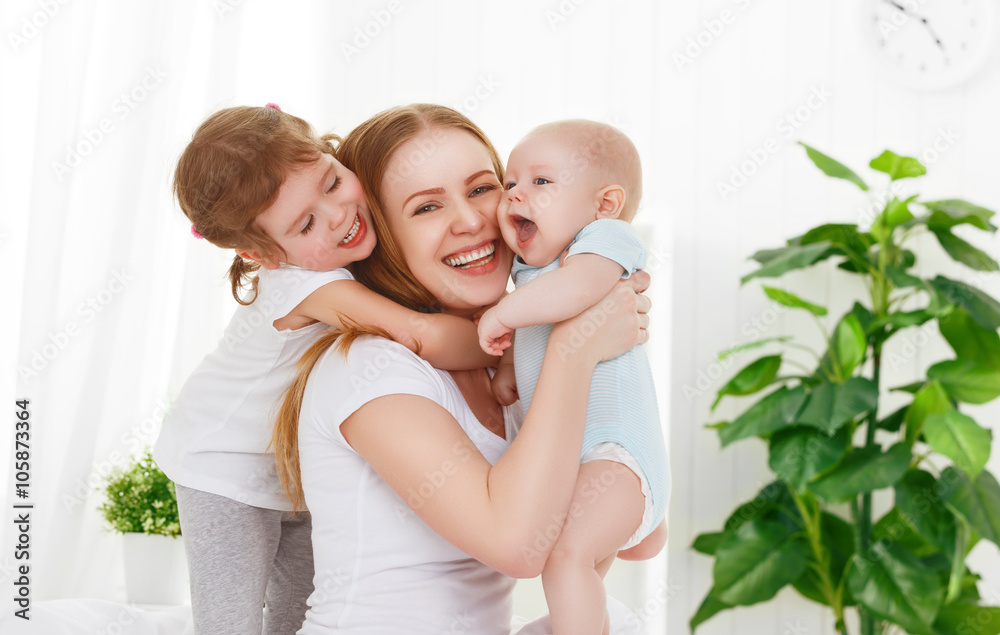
[
  {"left": 477, "top": 306, "right": 513, "bottom": 356},
  {"left": 549, "top": 271, "right": 651, "bottom": 365}
]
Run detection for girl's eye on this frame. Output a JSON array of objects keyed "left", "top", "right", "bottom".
[
  {"left": 301, "top": 215, "right": 315, "bottom": 234},
  {"left": 533, "top": 178, "right": 550, "bottom": 186},
  {"left": 327, "top": 176, "right": 342, "bottom": 193},
  {"left": 471, "top": 184, "right": 498, "bottom": 196}
]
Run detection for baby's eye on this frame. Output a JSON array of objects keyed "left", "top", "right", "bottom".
[
  {"left": 504, "top": 181, "right": 516, "bottom": 190},
  {"left": 327, "top": 176, "right": 342, "bottom": 192},
  {"left": 301, "top": 215, "right": 315, "bottom": 234},
  {"left": 533, "top": 178, "right": 551, "bottom": 186}
]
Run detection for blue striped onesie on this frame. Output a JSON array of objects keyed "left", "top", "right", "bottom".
[{"left": 510, "top": 218, "right": 670, "bottom": 531}]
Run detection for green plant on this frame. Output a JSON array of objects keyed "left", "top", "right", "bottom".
[
  {"left": 691, "top": 144, "right": 1000, "bottom": 635},
  {"left": 98, "top": 450, "right": 181, "bottom": 537}
]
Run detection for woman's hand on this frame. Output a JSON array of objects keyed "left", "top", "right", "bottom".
[{"left": 549, "top": 271, "right": 651, "bottom": 366}]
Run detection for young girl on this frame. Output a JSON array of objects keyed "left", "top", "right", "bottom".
[
  {"left": 152, "top": 104, "right": 494, "bottom": 635},
  {"left": 478, "top": 119, "right": 670, "bottom": 635}
]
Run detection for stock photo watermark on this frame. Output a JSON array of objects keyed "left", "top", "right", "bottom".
[
  {"left": 716, "top": 84, "right": 834, "bottom": 201},
  {"left": 18, "top": 269, "right": 134, "bottom": 383},
  {"left": 50, "top": 66, "right": 167, "bottom": 182},
  {"left": 340, "top": 0, "right": 403, "bottom": 62},
  {"left": 7, "top": 0, "right": 70, "bottom": 54},
  {"left": 673, "top": 0, "right": 757, "bottom": 71}
]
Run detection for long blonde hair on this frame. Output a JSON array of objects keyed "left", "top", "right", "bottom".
[
  {"left": 173, "top": 106, "right": 339, "bottom": 304},
  {"left": 271, "top": 104, "right": 505, "bottom": 511}
]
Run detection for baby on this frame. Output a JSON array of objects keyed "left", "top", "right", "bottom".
[{"left": 478, "top": 120, "right": 670, "bottom": 634}]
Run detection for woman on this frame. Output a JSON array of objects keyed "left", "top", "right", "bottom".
[{"left": 272, "top": 104, "right": 652, "bottom": 633}]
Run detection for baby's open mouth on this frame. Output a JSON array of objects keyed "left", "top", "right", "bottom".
[
  {"left": 444, "top": 241, "right": 496, "bottom": 269},
  {"left": 512, "top": 215, "right": 536, "bottom": 245}
]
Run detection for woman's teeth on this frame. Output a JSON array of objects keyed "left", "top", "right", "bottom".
[
  {"left": 444, "top": 243, "right": 495, "bottom": 269},
  {"left": 340, "top": 214, "right": 361, "bottom": 245}
]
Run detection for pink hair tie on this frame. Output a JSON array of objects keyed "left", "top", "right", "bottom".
[
  {"left": 190, "top": 224, "right": 204, "bottom": 239},
  {"left": 265, "top": 103, "right": 281, "bottom": 110}
]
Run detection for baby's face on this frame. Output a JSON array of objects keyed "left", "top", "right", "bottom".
[{"left": 499, "top": 133, "right": 603, "bottom": 267}]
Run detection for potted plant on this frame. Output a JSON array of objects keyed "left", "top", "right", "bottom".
[
  {"left": 691, "top": 144, "right": 1000, "bottom": 635},
  {"left": 99, "top": 450, "right": 187, "bottom": 605}
]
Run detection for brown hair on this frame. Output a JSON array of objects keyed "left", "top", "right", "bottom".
[
  {"left": 271, "top": 104, "right": 505, "bottom": 511},
  {"left": 173, "top": 106, "right": 339, "bottom": 304}
]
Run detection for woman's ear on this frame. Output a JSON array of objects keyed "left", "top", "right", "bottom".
[
  {"left": 237, "top": 248, "right": 280, "bottom": 270},
  {"left": 595, "top": 185, "right": 626, "bottom": 220}
]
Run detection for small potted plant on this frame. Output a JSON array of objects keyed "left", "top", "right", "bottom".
[{"left": 99, "top": 450, "right": 187, "bottom": 605}]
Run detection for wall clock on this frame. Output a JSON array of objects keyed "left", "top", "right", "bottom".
[{"left": 862, "top": 0, "right": 998, "bottom": 91}]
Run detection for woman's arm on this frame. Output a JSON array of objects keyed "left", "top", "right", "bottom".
[
  {"left": 478, "top": 254, "right": 624, "bottom": 355},
  {"left": 342, "top": 274, "right": 650, "bottom": 578},
  {"left": 293, "top": 279, "right": 497, "bottom": 370}
]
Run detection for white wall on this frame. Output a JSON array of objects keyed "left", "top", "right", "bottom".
[{"left": 665, "top": 2, "right": 1000, "bottom": 634}]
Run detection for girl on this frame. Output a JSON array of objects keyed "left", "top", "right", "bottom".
[
  {"left": 270, "top": 104, "right": 652, "bottom": 633},
  {"left": 153, "top": 104, "right": 495, "bottom": 635}
]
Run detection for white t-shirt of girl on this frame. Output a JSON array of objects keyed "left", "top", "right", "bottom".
[
  {"left": 153, "top": 265, "right": 353, "bottom": 511},
  {"left": 297, "top": 336, "right": 523, "bottom": 635}
]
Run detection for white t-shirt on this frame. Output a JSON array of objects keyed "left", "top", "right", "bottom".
[
  {"left": 154, "top": 265, "right": 354, "bottom": 511},
  {"left": 297, "top": 336, "right": 523, "bottom": 634}
]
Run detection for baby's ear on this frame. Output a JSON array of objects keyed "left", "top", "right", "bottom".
[
  {"left": 595, "top": 184, "right": 626, "bottom": 220},
  {"left": 237, "top": 248, "right": 280, "bottom": 270}
]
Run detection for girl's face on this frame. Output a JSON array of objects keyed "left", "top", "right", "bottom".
[
  {"left": 249, "top": 153, "right": 376, "bottom": 271},
  {"left": 380, "top": 127, "right": 513, "bottom": 317}
]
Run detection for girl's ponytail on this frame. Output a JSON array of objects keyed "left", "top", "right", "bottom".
[{"left": 228, "top": 255, "right": 261, "bottom": 305}]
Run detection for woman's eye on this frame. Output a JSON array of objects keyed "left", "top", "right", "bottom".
[
  {"left": 301, "top": 215, "right": 315, "bottom": 234},
  {"left": 414, "top": 204, "right": 438, "bottom": 215},
  {"left": 327, "top": 176, "right": 342, "bottom": 192},
  {"left": 471, "top": 184, "right": 498, "bottom": 196},
  {"left": 533, "top": 178, "right": 550, "bottom": 186}
]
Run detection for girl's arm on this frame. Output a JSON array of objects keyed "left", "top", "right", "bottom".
[
  {"left": 293, "top": 279, "right": 497, "bottom": 370},
  {"left": 342, "top": 275, "right": 650, "bottom": 578},
  {"left": 478, "top": 253, "right": 625, "bottom": 355}
]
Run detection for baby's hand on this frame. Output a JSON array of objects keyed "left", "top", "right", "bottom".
[
  {"left": 491, "top": 361, "right": 519, "bottom": 406},
  {"left": 477, "top": 307, "right": 513, "bottom": 356}
]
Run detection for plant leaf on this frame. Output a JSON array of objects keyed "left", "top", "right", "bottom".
[
  {"left": 712, "top": 355, "right": 783, "bottom": 410},
  {"left": 847, "top": 543, "right": 943, "bottom": 635},
  {"left": 692, "top": 531, "right": 727, "bottom": 556},
  {"left": 923, "top": 410, "right": 992, "bottom": 478},
  {"left": 723, "top": 481, "right": 799, "bottom": 533},
  {"left": 904, "top": 380, "right": 953, "bottom": 447},
  {"left": 832, "top": 314, "right": 867, "bottom": 378},
  {"left": 933, "top": 602, "right": 1000, "bottom": 635},
  {"left": 792, "top": 511, "right": 857, "bottom": 607},
  {"left": 895, "top": 469, "right": 959, "bottom": 560},
  {"left": 718, "top": 336, "right": 793, "bottom": 360},
  {"left": 879, "top": 404, "right": 907, "bottom": 432},
  {"left": 690, "top": 591, "right": 732, "bottom": 632},
  {"left": 930, "top": 276, "right": 1000, "bottom": 330},
  {"left": 923, "top": 199, "right": 998, "bottom": 232},
  {"left": 762, "top": 286, "right": 828, "bottom": 316},
  {"left": 769, "top": 426, "right": 849, "bottom": 492},
  {"left": 872, "top": 507, "right": 938, "bottom": 558},
  {"left": 798, "top": 143, "right": 869, "bottom": 191},
  {"left": 713, "top": 518, "right": 808, "bottom": 606},
  {"left": 809, "top": 443, "right": 912, "bottom": 503},
  {"left": 927, "top": 359, "right": 1000, "bottom": 405},
  {"left": 718, "top": 385, "right": 807, "bottom": 447},
  {"left": 797, "top": 378, "right": 879, "bottom": 436},
  {"left": 741, "top": 242, "right": 832, "bottom": 284},
  {"left": 869, "top": 150, "right": 927, "bottom": 181},
  {"left": 940, "top": 466, "right": 1000, "bottom": 547},
  {"left": 931, "top": 227, "right": 1000, "bottom": 272},
  {"left": 939, "top": 308, "right": 1000, "bottom": 371}
]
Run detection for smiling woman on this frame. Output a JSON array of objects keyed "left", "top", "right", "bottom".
[{"left": 270, "top": 104, "right": 652, "bottom": 633}]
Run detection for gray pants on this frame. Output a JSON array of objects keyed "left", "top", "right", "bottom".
[{"left": 175, "top": 484, "right": 314, "bottom": 635}]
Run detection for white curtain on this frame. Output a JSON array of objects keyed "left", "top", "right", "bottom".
[{"left": 1, "top": 0, "right": 670, "bottom": 628}]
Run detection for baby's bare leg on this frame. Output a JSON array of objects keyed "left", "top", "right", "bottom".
[{"left": 542, "top": 459, "right": 645, "bottom": 635}]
